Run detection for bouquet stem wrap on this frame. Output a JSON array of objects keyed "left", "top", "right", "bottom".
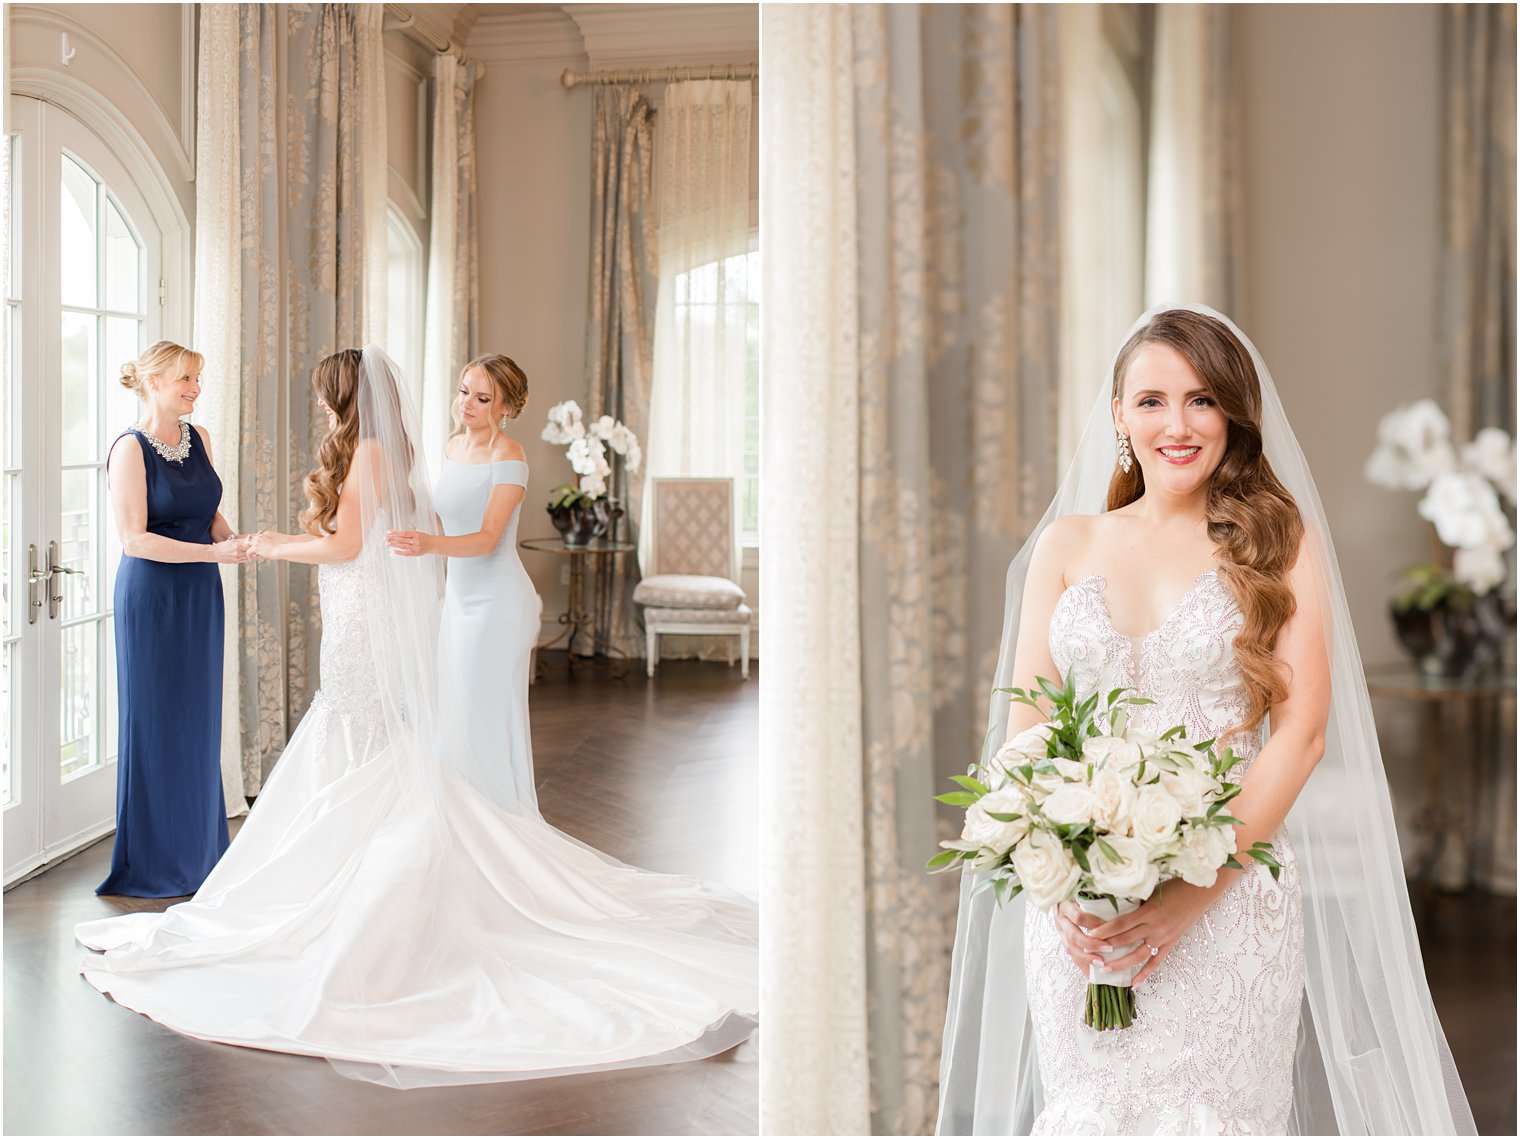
[{"left": 1077, "top": 896, "right": 1142, "bottom": 1030}]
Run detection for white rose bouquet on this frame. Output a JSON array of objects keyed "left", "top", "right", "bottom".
[{"left": 930, "top": 673, "right": 1280, "bottom": 1031}]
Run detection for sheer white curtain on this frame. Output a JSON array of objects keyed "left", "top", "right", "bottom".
[
  {"left": 640, "top": 79, "right": 753, "bottom": 573},
  {"left": 759, "top": 8, "right": 871, "bottom": 1133},
  {"left": 421, "top": 53, "right": 479, "bottom": 473},
  {"left": 192, "top": 6, "right": 248, "bottom": 817},
  {"left": 1144, "top": 4, "right": 1241, "bottom": 310}
]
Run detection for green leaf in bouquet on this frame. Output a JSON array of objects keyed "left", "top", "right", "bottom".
[
  {"left": 985, "top": 811, "right": 1020, "bottom": 823},
  {"left": 1161, "top": 725, "right": 1188, "bottom": 742},
  {"left": 1095, "top": 837, "right": 1120, "bottom": 863},
  {"left": 1071, "top": 842, "right": 1092, "bottom": 873},
  {"left": 1193, "top": 736, "right": 1216, "bottom": 751},
  {"left": 1124, "top": 696, "right": 1156, "bottom": 706},
  {"left": 1106, "top": 687, "right": 1126, "bottom": 707},
  {"left": 1211, "top": 814, "right": 1244, "bottom": 827},
  {"left": 971, "top": 877, "right": 996, "bottom": 898},
  {"left": 926, "top": 848, "right": 965, "bottom": 871},
  {"left": 950, "top": 774, "right": 990, "bottom": 795},
  {"left": 1037, "top": 676, "right": 1065, "bottom": 705},
  {"left": 934, "top": 791, "right": 980, "bottom": 807},
  {"left": 1223, "top": 854, "right": 1244, "bottom": 870}
]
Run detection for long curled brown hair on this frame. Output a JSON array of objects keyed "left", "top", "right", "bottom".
[
  {"left": 300, "top": 349, "right": 363, "bottom": 535},
  {"left": 1108, "top": 310, "right": 1304, "bottom": 732}
]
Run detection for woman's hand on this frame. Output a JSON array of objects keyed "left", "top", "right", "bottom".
[
  {"left": 1088, "top": 879, "right": 1219, "bottom": 985},
  {"left": 207, "top": 535, "right": 254, "bottom": 564},
  {"left": 385, "top": 529, "right": 437, "bottom": 557},
  {"left": 249, "top": 531, "right": 291, "bottom": 561},
  {"left": 1054, "top": 900, "right": 1113, "bottom": 976}
]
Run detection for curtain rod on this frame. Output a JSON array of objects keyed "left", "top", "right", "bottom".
[
  {"left": 383, "top": 3, "right": 484, "bottom": 77},
  {"left": 560, "top": 63, "right": 758, "bottom": 90}
]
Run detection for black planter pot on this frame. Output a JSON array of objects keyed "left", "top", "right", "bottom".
[
  {"left": 547, "top": 497, "right": 622, "bottom": 548},
  {"left": 1391, "top": 592, "right": 1511, "bottom": 679}
]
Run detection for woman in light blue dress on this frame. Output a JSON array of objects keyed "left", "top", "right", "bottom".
[{"left": 388, "top": 354, "right": 539, "bottom": 812}]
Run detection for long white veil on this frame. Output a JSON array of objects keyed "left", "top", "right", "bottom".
[{"left": 935, "top": 305, "right": 1476, "bottom": 1135}]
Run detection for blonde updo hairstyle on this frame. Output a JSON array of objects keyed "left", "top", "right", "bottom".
[
  {"left": 1107, "top": 309, "right": 1305, "bottom": 734},
  {"left": 120, "top": 340, "right": 204, "bottom": 400},
  {"left": 452, "top": 354, "right": 528, "bottom": 435}
]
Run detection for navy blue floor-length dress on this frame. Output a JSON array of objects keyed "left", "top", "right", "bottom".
[{"left": 96, "top": 426, "right": 229, "bottom": 897}]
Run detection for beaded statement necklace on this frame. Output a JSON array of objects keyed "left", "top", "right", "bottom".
[{"left": 133, "top": 420, "right": 192, "bottom": 464}]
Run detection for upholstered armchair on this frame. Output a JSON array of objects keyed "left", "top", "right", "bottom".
[{"left": 634, "top": 478, "right": 752, "bottom": 679}]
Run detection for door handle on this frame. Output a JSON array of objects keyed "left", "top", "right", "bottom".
[
  {"left": 45, "top": 539, "right": 84, "bottom": 620},
  {"left": 27, "top": 544, "right": 46, "bottom": 624}
]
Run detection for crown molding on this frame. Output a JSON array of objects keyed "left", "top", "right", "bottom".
[
  {"left": 467, "top": 11, "right": 586, "bottom": 66},
  {"left": 564, "top": 3, "right": 757, "bottom": 70}
]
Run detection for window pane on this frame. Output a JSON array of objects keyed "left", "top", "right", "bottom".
[
  {"left": 60, "top": 620, "right": 98, "bottom": 779},
  {"left": 4, "top": 304, "right": 17, "bottom": 468},
  {"left": 104, "top": 198, "right": 141, "bottom": 313},
  {"left": 2, "top": 640, "right": 12, "bottom": 806},
  {"left": 60, "top": 156, "right": 98, "bottom": 309},
  {"left": 105, "top": 316, "right": 144, "bottom": 441},
  {"left": 2, "top": 472, "right": 13, "bottom": 639},
  {"left": 61, "top": 311, "right": 99, "bottom": 464},
  {"left": 59, "top": 469, "right": 98, "bottom": 621}
]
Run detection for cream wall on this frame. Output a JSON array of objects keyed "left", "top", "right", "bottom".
[
  {"left": 1233, "top": 4, "right": 1442, "bottom": 855},
  {"left": 468, "top": 5, "right": 760, "bottom": 642}
]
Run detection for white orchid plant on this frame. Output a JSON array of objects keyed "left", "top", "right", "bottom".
[
  {"left": 540, "top": 400, "right": 642, "bottom": 509},
  {"left": 1365, "top": 400, "right": 1516, "bottom": 608}
]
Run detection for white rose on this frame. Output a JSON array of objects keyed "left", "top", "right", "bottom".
[
  {"left": 1129, "top": 784, "right": 1184, "bottom": 853},
  {"left": 1462, "top": 426, "right": 1517, "bottom": 502},
  {"left": 1082, "top": 734, "right": 1142, "bottom": 772},
  {"left": 1088, "top": 834, "right": 1160, "bottom": 900},
  {"left": 1160, "top": 764, "right": 1216, "bottom": 819},
  {"left": 961, "top": 788, "right": 1030, "bottom": 853},
  {"left": 1418, "top": 471, "right": 1514, "bottom": 551},
  {"left": 1041, "top": 782, "right": 1096, "bottom": 826},
  {"left": 1166, "top": 823, "right": 1237, "bottom": 888},
  {"left": 1010, "top": 827, "right": 1083, "bottom": 910},
  {"left": 989, "top": 723, "right": 1055, "bottom": 778},
  {"left": 1454, "top": 544, "right": 1509, "bottom": 595},
  {"left": 1089, "top": 768, "right": 1137, "bottom": 833},
  {"left": 1124, "top": 728, "right": 1164, "bottom": 758}
]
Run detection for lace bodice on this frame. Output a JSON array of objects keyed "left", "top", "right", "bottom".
[
  {"left": 1030, "top": 567, "right": 1303, "bottom": 1136},
  {"left": 1050, "top": 570, "right": 1259, "bottom": 765},
  {"left": 312, "top": 524, "right": 395, "bottom": 742}
]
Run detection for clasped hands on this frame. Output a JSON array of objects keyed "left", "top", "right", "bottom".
[
  {"left": 1053, "top": 879, "right": 1217, "bottom": 987},
  {"left": 211, "top": 532, "right": 295, "bottom": 563}
]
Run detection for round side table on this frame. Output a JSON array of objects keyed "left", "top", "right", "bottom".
[{"left": 520, "top": 537, "right": 637, "bottom": 679}]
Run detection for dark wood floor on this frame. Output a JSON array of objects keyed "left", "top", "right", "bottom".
[
  {"left": 1417, "top": 888, "right": 1517, "bottom": 1136},
  {"left": 4, "top": 654, "right": 759, "bottom": 1137}
]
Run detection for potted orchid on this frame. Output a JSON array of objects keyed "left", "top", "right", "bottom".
[
  {"left": 1365, "top": 399, "right": 1516, "bottom": 676},
  {"left": 541, "top": 400, "right": 642, "bottom": 548}
]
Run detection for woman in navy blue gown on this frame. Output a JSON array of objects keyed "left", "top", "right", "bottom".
[{"left": 97, "top": 341, "right": 251, "bottom": 897}]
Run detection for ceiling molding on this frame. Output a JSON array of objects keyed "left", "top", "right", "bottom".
[
  {"left": 467, "top": 11, "right": 586, "bottom": 66},
  {"left": 565, "top": 3, "right": 757, "bottom": 70}
]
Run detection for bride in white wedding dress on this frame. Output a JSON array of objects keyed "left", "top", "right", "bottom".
[
  {"left": 76, "top": 347, "right": 757, "bottom": 1086},
  {"left": 937, "top": 307, "right": 1474, "bottom": 1135}
]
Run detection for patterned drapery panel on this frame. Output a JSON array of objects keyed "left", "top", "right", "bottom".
[
  {"left": 584, "top": 87, "right": 657, "bottom": 656},
  {"left": 852, "top": 7, "right": 1062, "bottom": 1132},
  {"left": 1441, "top": 3, "right": 1517, "bottom": 439},
  {"left": 198, "top": 4, "right": 378, "bottom": 794}
]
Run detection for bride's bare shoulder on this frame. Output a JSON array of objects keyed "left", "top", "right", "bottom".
[{"left": 1030, "top": 514, "right": 1100, "bottom": 586}]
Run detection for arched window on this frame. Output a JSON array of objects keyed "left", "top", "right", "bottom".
[
  {"left": 386, "top": 202, "right": 426, "bottom": 402},
  {"left": 4, "top": 96, "right": 169, "bottom": 882}
]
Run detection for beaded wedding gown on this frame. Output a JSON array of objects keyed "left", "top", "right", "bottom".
[
  {"left": 1027, "top": 569, "right": 1304, "bottom": 1135},
  {"left": 76, "top": 349, "right": 757, "bottom": 1086}
]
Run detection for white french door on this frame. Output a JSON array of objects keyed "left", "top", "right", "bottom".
[{"left": 4, "top": 96, "right": 162, "bottom": 883}]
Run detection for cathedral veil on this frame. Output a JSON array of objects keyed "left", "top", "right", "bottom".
[{"left": 935, "top": 305, "right": 1476, "bottom": 1135}]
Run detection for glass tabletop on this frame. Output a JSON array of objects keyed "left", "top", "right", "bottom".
[
  {"left": 519, "top": 537, "right": 637, "bottom": 555},
  {"left": 1365, "top": 663, "right": 1517, "bottom": 700}
]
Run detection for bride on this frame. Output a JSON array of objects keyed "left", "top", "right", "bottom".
[
  {"left": 936, "top": 306, "right": 1475, "bottom": 1134},
  {"left": 76, "top": 347, "right": 757, "bottom": 1086}
]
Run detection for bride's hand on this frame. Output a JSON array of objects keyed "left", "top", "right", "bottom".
[
  {"left": 385, "top": 529, "right": 435, "bottom": 557},
  {"left": 249, "top": 531, "right": 287, "bottom": 561},
  {"left": 1054, "top": 900, "right": 1111, "bottom": 976},
  {"left": 1088, "top": 880, "right": 1217, "bottom": 986}
]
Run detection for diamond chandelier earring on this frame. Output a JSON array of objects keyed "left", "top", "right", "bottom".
[
  {"left": 1117, "top": 432, "right": 1133, "bottom": 474},
  {"left": 498, "top": 414, "right": 511, "bottom": 431}
]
